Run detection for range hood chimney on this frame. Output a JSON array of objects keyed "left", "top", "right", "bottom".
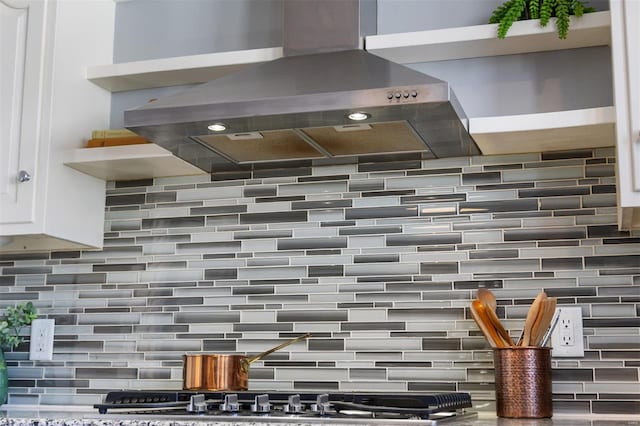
[{"left": 124, "top": 0, "right": 479, "bottom": 173}]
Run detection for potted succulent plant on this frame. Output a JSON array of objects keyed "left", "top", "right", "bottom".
[
  {"left": 0, "top": 302, "right": 37, "bottom": 405},
  {"left": 489, "top": 0, "right": 596, "bottom": 39}
]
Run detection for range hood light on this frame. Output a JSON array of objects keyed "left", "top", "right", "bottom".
[
  {"left": 347, "top": 112, "right": 370, "bottom": 121},
  {"left": 208, "top": 123, "right": 227, "bottom": 132}
]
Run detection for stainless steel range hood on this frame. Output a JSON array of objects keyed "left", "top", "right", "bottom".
[{"left": 124, "top": 0, "right": 479, "bottom": 173}]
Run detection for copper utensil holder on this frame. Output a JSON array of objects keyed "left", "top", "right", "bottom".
[{"left": 494, "top": 347, "right": 552, "bottom": 418}]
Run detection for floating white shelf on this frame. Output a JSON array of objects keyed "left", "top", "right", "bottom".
[
  {"left": 469, "top": 106, "right": 616, "bottom": 155},
  {"left": 366, "top": 11, "right": 611, "bottom": 64},
  {"left": 65, "top": 144, "right": 206, "bottom": 181},
  {"left": 86, "top": 47, "right": 284, "bottom": 92}
]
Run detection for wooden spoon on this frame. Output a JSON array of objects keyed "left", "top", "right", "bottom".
[
  {"left": 482, "top": 301, "right": 515, "bottom": 346},
  {"left": 520, "top": 291, "right": 547, "bottom": 347},
  {"left": 531, "top": 297, "right": 557, "bottom": 346},
  {"left": 477, "top": 289, "right": 514, "bottom": 346},
  {"left": 477, "top": 288, "right": 497, "bottom": 311},
  {"left": 471, "top": 299, "right": 505, "bottom": 348}
]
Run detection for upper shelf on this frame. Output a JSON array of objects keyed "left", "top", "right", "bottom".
[
  {"left": 365, "top": 11, "right": 611, "bottom": 64},
  {"left": 87, "top": 12, "right": 611, "bottom": 93},
  {"left": 86, "top": 47, "right": 284, "bottom": 92}
]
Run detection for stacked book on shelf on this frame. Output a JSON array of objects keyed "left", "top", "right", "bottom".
[{"left": 86, "top": 129, "right": 150, "bottom": 147}]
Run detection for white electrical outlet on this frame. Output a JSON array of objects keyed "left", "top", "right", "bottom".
[
  {"left": 29, "top": 319, "right": 55, "bottom": 361},
  {"left": 551, "top": 306, "right": 584, "bottom": 357}
]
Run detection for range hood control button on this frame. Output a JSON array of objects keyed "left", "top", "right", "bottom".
[
  {"left": 387, "top": 92, "right": 394, "bottom": 100},
  {"left": 403, "top": 91, "right": 410, "bottom": 98},
  {"left": 251, "top": 394, "right": 271, "bottom": 413},
  {"left": 411, "top": 90, "right": 418, "bottom": 97},
  {"left": 219, "top": 394, "right": 239, "bottom": 412},
  {"left": 394, "top": 91, "right": 402, "bottom": 99}
]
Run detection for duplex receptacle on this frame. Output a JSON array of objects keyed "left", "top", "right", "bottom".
[
  {"left": 29, "top": 319, "right": 55, "bottom": 361},
  {"left": 550, "top": 306, "right": 584, "bottom": 357}
]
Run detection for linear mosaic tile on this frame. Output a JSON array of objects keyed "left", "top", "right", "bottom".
[{"left": 0, "top": 148, "right": 638, "bottom": 415}]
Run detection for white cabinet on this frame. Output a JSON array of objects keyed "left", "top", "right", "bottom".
[
  {"left": 610, "top": 0, "right": 640, "bottom": 229},
  {"left": 0, "top": 0, "right": 44, "bottom": 227},
  {"left": 0, "top": 0, "right": 115, "bottom": 252}
]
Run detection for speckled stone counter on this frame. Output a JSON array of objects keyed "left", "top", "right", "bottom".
[{"left": 1, "top": 407, "right": 639, "bottom": 426}]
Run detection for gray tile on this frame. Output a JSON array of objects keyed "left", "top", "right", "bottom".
[
  {"left": 106, "top": 194, "right": 145, "bottom": 206},
  {"left": 388, "top": 308, "right": 465, "bottom": 321},
  {"left": 420, "top": 262, "right": 459, "bottom": 274},
  {"left": 505, "top": 227, "right": 586, "bottom": 241},
  {"left": 278, "top": 237, "right": 347, "bottom": 250},
  {"left": 460, "top": 199, "right": 538, "bottom": 214},
  {"left": 503, "top": 166, "right": 584, "bottom": 182},
  {"left": 76, "top": 368, "right": 137, "bottom": 379},
  {"left": 277, "top": 310, "right": 348, "bottom": 322},
  {"left": 142, "top": 216, "right": 204, "bottom": 229},
  {"left": 175, "top": 312, "right": 240, "bottom": 323},
  {"left": 585, "top": 255, "right": 640, "bottom": 269},
  {"left": 292, "top": 199, "right": 352, "bottom": 210},
  {"left": 240, "top": 211, "right": 307, "bottom": 224},
  {"left": 339, "top": 225, "right": 403, "bottom": 236},
  {"left": 346, "top": 206, "right": 418, "bottom": 219},
  {"left": 387, "top": 233, "right": 461, "bottom": 246}
]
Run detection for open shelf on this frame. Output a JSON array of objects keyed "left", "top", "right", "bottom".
[
  {"left": 366, "top": 11, "right": 610, "bottom": 64},
  {"left": 469, "top": 106, "right": 616, "bottom": 155},
  {"left": 65, "top": 144, "right": 206, "bottom": 181},
  {"left": 87, "top": 47, "right": 283, "bottom": 92}
]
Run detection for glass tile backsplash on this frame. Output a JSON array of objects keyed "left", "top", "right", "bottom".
[{"left": 0, "top": 148, "right": 638, "bottom": 415}]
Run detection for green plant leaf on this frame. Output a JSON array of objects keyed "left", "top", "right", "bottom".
[
  {"left": 556, "top": 0, "right": 570, "bottom": 38},
  {"left": 529, "top": 0, "right": 540, "bottom": 19},
  {"left": 497, "top": 0, "right": 527, "bottom": 39},
  {"left": 540, "top": 0, "right": 555, "bottom": 26},
  {"left": 489, "top": 0, "right": 517, "bottom": 24},
  {"left": 572, "top": 0, "right": 585, "bottom": 16},
  {"left": 0, "top": 303, "right": 37, "bottom": 350}
]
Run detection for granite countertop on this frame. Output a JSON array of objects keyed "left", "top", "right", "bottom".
[{"left": 1, "top": 405, "right": 639, "bottom": 426}]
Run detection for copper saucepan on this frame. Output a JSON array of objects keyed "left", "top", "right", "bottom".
[{"left": 183, "top": 333, "right": 311, "bottom": 391}]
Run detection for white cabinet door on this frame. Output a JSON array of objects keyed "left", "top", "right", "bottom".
[
  {"left": 0, "top": 0, "right": 46, "bottom": 225},
  {"left": 623, "top": 0, "right": 640, "bottom": 192},
  {"left": 611, "top": 0, "right": 640, "bottom": 229}
]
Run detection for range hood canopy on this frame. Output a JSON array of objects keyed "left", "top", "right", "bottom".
[{"left": 124, "top": 0, "right": 479, "bottom": 172}]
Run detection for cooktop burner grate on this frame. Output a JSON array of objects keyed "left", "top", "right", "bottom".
[{"left": 94, "top": 390, "right": 473, "bottom": 423}]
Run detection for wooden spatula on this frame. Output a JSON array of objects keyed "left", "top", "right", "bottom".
[
  {"left": 471, "top": 299, "right": 505, "bottom": 348},
  {"left": 531, "top": 297, "right": 557, "bottom": 346},
  {"left": 477, "top": 289, "right": 514, "bottom": 346},
  {"left": 520, "top": 291, "right": 547, "bottom": 346},
  {"left": 477, "top": 288, "right": 497, "bottom": 311}
]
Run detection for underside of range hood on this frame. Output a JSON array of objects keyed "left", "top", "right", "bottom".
[{"left": 124, "top": 1, "right": 479, "bottom": 173}]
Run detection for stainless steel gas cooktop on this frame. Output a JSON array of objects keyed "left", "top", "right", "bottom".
[{"left": 94, "top": 390, "right": 476, "bottom": 425}]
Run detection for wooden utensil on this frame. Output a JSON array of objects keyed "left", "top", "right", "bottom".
[
  {"left": 471, "top": 299, "right": 505, "bottom": 348},
  {"left": 482, "top": 301, "right": 515, "bottom": 346},
  {"left": 540, "top": 305, "right": 561, "bottom": 347},
  {"left": 531, "top": 297, "right": 557, "bottom": 347},
  {"left": 477, "top": 288, "right": 497, "bottom": 311},
  {"left": 477, "top": 289, "right": 514, "bottom": 346},
  {"left": 520, "top": 291, "right": 547, "bottom": 347}
]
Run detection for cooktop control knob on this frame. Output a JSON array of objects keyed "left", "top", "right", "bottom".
[
  {"left": 283, "top": 394, "right": 304, "bottom": 414},
  {"left": 187, "top": 394, "right": 207, "bottom": 413},
  {"left": 251, "top": 394, "right": 271, "bottom": 413},
  {"left": 219, "top": 394, "right": 239, "bottom": 413},
  {"left": 310, "top": 393, "right": 330, "bottom": 415}
]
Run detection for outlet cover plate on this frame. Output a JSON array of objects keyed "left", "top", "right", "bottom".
[
  {"left": 29, "top": 319, "right": 55, "bottom": 361},
  {"left": 551, "top": 306, "right": 584, "bottom": 357}
]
